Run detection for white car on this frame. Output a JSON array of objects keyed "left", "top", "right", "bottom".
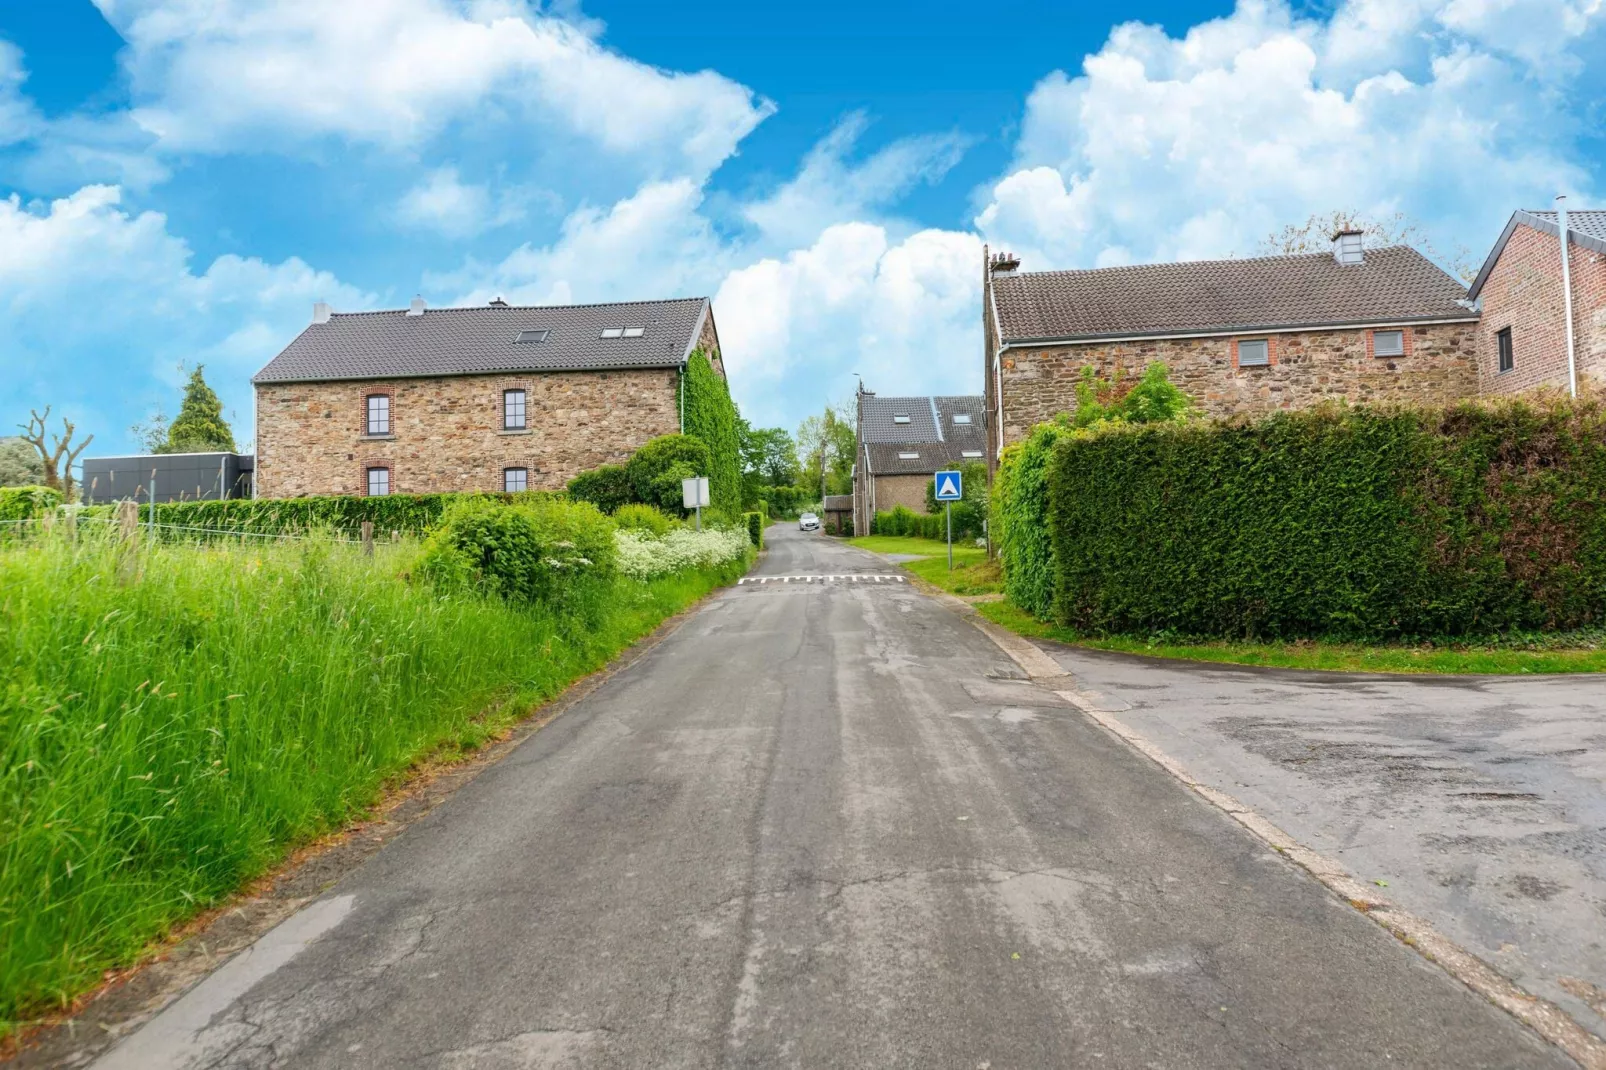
[{"left": 798, "top": 512, "right": 820, "bottom": 531}]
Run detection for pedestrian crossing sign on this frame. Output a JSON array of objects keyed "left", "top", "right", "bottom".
[{"left": 934, "top": 470, "right": 962, "bottom": 502}]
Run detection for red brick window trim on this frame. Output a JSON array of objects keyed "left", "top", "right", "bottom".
[
  {"left": 363, "top": 387, "right": 395, "bottom": 436},
  {"left": 1231, "top": 336, "right": 1277, "bottom": 370},
  {"left": 363, "top": 464, "right": 392, "bottom": 497},
  {"left": 1367, "top": 327, "right": 1413, "bottom": 359}
]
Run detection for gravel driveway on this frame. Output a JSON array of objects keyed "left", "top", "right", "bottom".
[{"left": 1035, "top": 640, "right": 1606, "bottom": 1036}]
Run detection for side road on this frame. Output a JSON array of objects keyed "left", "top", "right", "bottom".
[
  {"left": 1030, "top": 642, "right": 1606, "bottom": 1039},
  {"left": 66, "top": 526, "right": 1573, "bottom": 1068}
]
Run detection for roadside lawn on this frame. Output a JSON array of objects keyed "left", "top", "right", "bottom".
[
  {"left": 978, "top": 600, "right": 1606, "bottom": 675},
  {"left": 846, "top": 535, "right": 1001, "bottom": 596}
]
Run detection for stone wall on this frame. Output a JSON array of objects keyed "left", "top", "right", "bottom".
[
  {"left": 255, "top": 369, "right": 681, "bottom": 498},
  {"left": 1477, "top": 223, "right": 1606, "bottom": 395},
  {"left": 997, "top": 322, "right": 1479, "bottom": 446}
]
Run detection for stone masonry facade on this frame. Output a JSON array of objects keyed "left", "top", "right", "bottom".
[
  {"left": 862, "top": 473, "right": 931, "bottom": 520},
  {"left": 1476, "top": 223, "right": 1606, "bottom": 395},
  {"left": 995, "top": 323, "right": 1478, "bottom": 448},
  {"left": 255, "top": 369, "right": 682, "bottom": 498}
]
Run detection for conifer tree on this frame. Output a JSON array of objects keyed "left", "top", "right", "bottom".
[{"left": 162, "top": 365, "right": 237, "bottom": 453}]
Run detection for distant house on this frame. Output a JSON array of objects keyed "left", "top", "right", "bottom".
[
  {"left": 252, "top": 296, "right": 724, "bottom": 498},
  {"left": 1468, "top": 208, "right": 1606, "bottom": 395},
  {"left": 852, "top": 390, "right": 988, "bottom": 535},
  {"left": 981, "top": 234, "right": 1480, "bottom": 461},
  {"left": 821, "top": 494, "right": 854, "bottom": 535}
]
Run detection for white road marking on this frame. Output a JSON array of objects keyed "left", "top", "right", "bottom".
[{"left": 737, "top": 575, "right": 907, "bottom": 585}]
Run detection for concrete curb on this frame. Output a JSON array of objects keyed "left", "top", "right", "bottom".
[{"left": 959, "top": 602, "right": 1606, "bottom": 1070}]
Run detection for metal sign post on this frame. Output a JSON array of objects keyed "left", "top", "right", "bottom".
[
  {"left": 933, "top": 469, "right": 962, "bottom": 572},
  {"left": 682, "top": 476, "right": 711, "bottom": 531}
]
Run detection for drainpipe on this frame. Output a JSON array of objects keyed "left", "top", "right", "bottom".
[{"left": 1557, "top": 195, "right": 1578, "bottom": 398}]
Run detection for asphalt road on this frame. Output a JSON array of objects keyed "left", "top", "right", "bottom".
[
  {"left": 1030, "top": 641, "right": 1606, "bottom": 1035},
  {"left": 92, "top": 526, "right": 1572, "bottom": 1069}
]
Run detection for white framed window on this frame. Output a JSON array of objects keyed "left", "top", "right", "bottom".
[
  {"left": 600, "top": 327, "right": 623, "bottom": 338},
  {"left": 600, "top": 326, "right": 646, "bottom": 339},
  {"left": 503, "top": 389, "right": 526, "bottom": 430},
  {"left": 1237, "top": 339, "right": 1270, "bottom": 367},
  {"left": 1373, "top": 329, "right": 1405, "bottom": 357},
  {"left": 892, "top": 414, "right": 911, "bottom": 424},
  {"left": 366, "top": 394, "right": 390, "bottom": 435},
  {"left": 503, "top": 467, "right": 528, "bottom": 493},
  {"left": 898, "top": 451, "right": 920, "bottom": 460},
  {"left": 952, "top": 413, "right": 972, "bottom": 424},
  {"left": 961, "top": 450, "right": 984, "bottom": 458},
  {"left": 622, "top": 326, "right": 645, "bottom": 337},
  {"left": 366, "top": 467, "right": 390, "bottom": 496}
]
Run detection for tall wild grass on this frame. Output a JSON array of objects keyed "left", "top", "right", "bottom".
[{"left": 0, "top": 527, "right": 748, "bottom": 1031}]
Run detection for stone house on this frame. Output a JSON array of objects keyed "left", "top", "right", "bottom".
[
  {"left": 1467, "top": 207, "right": 1606, "bottom": 396},
  {"left": 252, "top": 295, "right": 724, "bottom": 498},
  {"left": 852, "top": 390, "right": 988, "bottom": 534},
  {"left": 981, "top": 234, "right": 1481, "bottom": 463}
]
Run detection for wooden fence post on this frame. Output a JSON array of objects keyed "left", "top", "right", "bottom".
[
  {"left": 361, "top": 521, "right": 374, "bottom": 557},
  {"left": 117, "top": 499, "right": 141, "bottom": 584}
]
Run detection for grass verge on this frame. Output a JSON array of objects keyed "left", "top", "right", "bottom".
[
  {"left": 976, "top": 599, "right": 1606, "bottom": 675},
  {"left": 846, "top": 535, "right": 1001, "bottom": 597},
  {"left": 0, "top": 531, "right": 752, "bottom": 1036}
]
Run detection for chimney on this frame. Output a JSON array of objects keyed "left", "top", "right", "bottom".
[
  {"left": 1332, "top": 228, "right": 1364, "bottom": 266},
  {"left": 407, "top": 295, "right": 427, "bottom": 316},
  {"left": 488, "top": 296, "right": 509, "bottom": 308},
  {"left": 312, "top": 300, "right": 331, "bottom": 324},
  {"left": 990, "top": 251, "right": 1021, "bottom": 275}
]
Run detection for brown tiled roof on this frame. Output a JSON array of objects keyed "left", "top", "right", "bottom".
[
  {"left": 254, "top": 297, "right": 710, "bottom": 383},
  {"left": 992, "top": 246, "right": 1474, "bottom": 344}
]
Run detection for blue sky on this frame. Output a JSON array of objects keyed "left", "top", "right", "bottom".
[{"left": 1, "top": 0, "right": 1602, "bottom": 460}]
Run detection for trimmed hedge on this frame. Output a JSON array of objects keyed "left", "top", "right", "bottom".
[
  {"left": 1047, "top": 396, "right": 1606, "bottom": 640},
  {"left": 0, "top": 487, "right": 62, "bottom": 523},
  {"left": 744, "top": 511, "right": 764, "bottom": 549},
  {"left": 873, "top": 505, "right": 945, "bottom": 540},
  {"left": 78, "top": 491, "right": 561, "bottom": 537},
  {"left": 567, "top": 464, "right": 633, "bottom": 514}
]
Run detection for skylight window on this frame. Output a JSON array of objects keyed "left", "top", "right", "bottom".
[
  {"left": 600, "top": 327, "right": 623, "bottom": 338},
  {"left": 622, "top": 326, "right": 645, "bottom": 337},
  {"left": 892, "top": 414, "right": 911, "bottom": 424},
  {"left": 514, "top": 329, "right": 548, "bottom": 344},
  {"left": 952, "top": 413, "right": 972, "bottom": 424},
  {"left": 600, "top": 326, "right": 647, "bottom": 339},
  {"left": 961, "top": 450, "right": 984, "bottom": 458},
  {"left": 898, "top": 451, "right": 920, "bottom": 460}
]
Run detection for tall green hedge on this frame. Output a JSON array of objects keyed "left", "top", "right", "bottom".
[
  {"left": 0, "top": 487, "right": 63, "bottom": 523},
  {"left": 79, "top": 491, "right": 562, "bottom": 537},
  {"left": 1046, "top": 396, "right": 1606, "bottom": 640},
  {"left": 679, "top": 349, "right": 741, "bottom": 513}
]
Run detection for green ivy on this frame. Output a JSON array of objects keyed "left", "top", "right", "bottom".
[
  {"left": 1045, "top": 396, "right": 1606, "bottom": 640},
  {"left": 992, "top": 424, "right": 1070, "bottom": 620},
  {"left": 678, "top": 349, "right": 742, "bottom": 513}
]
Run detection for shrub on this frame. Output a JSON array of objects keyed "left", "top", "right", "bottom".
[
  {"left": 567, "top": 464, "right": 633, "bottom": 514},
  {"left": 1046, "top": 395, "right": 1606, "bottom": 640},
  {"left": 992, "top": 423, "right": 1070, "bottom": 619},
  {"left": 76, "top": 491, "right": 563, "bottom": 537},
  {"left": 417, "top": 497, "right": 615, "bottom": 614},
  {"left": 625, "top": 434, "right": 711, "bottom": 513},
  {"left": 744, "top": 511, "right": 764, "bottom": 548},
  {"left": 613, "top": 527, "right": 753, "bottom": 580},
  {"left": 874, "top": 504, "right": 945, "bottom": 540},
  {"left": 613, "top": 503, "right": 678, "bottom": 536},
  {"left": 0, "top": 486, "right": 62, "bottom": 523}
]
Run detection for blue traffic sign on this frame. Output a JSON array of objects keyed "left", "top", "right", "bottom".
[{"left": 934, "top": 469, "right": 963, "bottom": 502}]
